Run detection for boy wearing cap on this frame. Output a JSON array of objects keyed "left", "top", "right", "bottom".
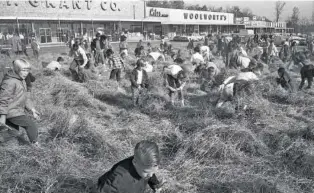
[
  {"left": 130, "top": 59, "right": 149, "bottom": 106},
  {"left": 97, "top": 140, "right": 164, "bottom": 193},
  {"left": 0, "top": 59, "right": 40, "bottom": 145}
]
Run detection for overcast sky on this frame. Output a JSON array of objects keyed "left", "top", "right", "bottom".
[{"left": 184, "top": 0, "right": 313, "bottom": 21}]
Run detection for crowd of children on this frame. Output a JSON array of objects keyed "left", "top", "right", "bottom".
[{"left": 2, "top": 31, "right": 314, "bottom": 192}]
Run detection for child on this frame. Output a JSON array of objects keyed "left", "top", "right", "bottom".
[
  {"left": 187, "top": 39, "right": 194, "bottom": 55},
  {"left": 276, "top": 67, "right": 295, "bottom": 92},
  {"left": 299, "top": 63, "right": 314, "bottom": 90},
  {"left": 97, "top": 140, "right": 164, "bottom": 193},
  {"left": 163, "top": 63, "right": 187, "bottom": 106},
  {"left": 69, "top": 43, "right": 88, "bottom": 82},
  {"left": 130, "top": 59, "right": 149, "bottom": 106},
  {"left": 147, "top": 42, "right": 152, "bottom": 53},
  {"left": 217, "top": 70, "right": 259, "bottom": 108},
  {"left": 119, "top": 35, "right": 128, "bottom": 56},
  {"left": 0, "top": 59, "right": 40, "bottom": 145},
  {"left": 106, "top": 49, "right": 125, "bottom": 89},
  {"left": 190, "top": 46, "right": 205, "bottom": 67},
  {"left": 46, "top": 57, "right": 64, "bottom": 71},
  {"left": 135, "top": 46, "right": 146, "bottom": 59},
  {"left": 30, "top": 37, "right": 40, "bottom": 60}
]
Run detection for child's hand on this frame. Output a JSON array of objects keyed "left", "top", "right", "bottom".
[{"left": 32, "top": 109, "right": 41, "bottom": 120}]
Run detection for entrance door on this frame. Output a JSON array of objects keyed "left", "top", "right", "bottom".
[{"left": 39, "top": 28, "right": 52, "bottom": 43}]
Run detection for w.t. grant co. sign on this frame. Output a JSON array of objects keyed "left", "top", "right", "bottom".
[
  {"left": 0, "top": 1, "right": 145, "bottom": 21},
  {"left": 146, "top": 7, "right": 234, "bottom": 25}
]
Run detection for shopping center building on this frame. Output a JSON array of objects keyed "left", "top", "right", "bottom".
[
  {"left": 235, "top": 17, "right": 294, "bottom": 34},
  {"left": 0, "top": 1, "right": 289, "bottom": 46},
  {"left": 0, "top": 0, "right": 152, "bottom": 45},
  {"left": 144, "top": 6, "right": 245, "bottom": 39}
]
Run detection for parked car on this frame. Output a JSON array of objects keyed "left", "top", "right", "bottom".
[
  {"left": 187, "top": 33, "right": 203, "bottom": 41},
  {"left": 172, "top": 36, "right": 189, "bottom": 42}
]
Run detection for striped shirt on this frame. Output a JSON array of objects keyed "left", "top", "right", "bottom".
[{"left": 109, "top": 55, "right": 124, "bottom": 69}]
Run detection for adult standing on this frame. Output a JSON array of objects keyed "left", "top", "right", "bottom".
[
  {"left": 11, "top": 33, "right": 22, "bottom": 55},
  {"left": 91, "top": 33, "right": 105, "bottom": 66}
]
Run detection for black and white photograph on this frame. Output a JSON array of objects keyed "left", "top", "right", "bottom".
[{"left": 0, "top": 0, "right": 314, "bottom": 192}]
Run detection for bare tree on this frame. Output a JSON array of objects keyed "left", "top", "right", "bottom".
[{"left": 275, "top": 1, "right": 286, "bottom": 22}]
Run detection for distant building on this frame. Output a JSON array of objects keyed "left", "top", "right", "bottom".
[
  {"left": 144, "top": 7, "right": 245, "bottom": 38},
  {"left": 235, "top": 17, "right": 294, "bottom": 34}
]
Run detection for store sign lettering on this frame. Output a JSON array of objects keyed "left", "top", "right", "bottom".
[
  {"left": 27, "top": 0, "right": 120, "bottom": 11},
  {"left": 149, "top": 8, "right": 168, "bottom": 17},
  {"left": 183, "top": 13, "right": 227, "bottom": 21}
]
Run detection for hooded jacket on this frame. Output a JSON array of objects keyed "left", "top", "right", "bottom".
[{"left": 0, "top": 71, "right": 33, "bottom": 118}]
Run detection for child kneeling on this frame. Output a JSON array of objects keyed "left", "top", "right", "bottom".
[{"left": 97, "top": 140, "right": 164, "bottom": 193}]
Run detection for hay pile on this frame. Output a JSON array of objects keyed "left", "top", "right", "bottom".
[{"left": 1, "top": 43, "right": 314, "bottom": 193}]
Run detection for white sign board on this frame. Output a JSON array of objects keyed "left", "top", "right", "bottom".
[{"left": 146, "top": 7, "right": 234, "bottom": 25}]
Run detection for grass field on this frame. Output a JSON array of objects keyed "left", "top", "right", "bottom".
[{"left": 1, "top": 42, "right": 314, "bottom": 193}]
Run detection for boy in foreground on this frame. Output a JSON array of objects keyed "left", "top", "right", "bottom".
[{"left": 97, "top": 140, "right": 164, "bottom": 193}]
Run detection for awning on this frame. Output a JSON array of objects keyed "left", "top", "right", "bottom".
[
  {"left": 0, "top": 16, "right": 161, "bottom": 23},
  {"left": 161, "top": 21, "right": 245, "bottom": 26}
]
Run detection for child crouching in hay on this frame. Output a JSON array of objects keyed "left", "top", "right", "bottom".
[{"left": 97, "top": 140, "right": 165, "bottom": 193}]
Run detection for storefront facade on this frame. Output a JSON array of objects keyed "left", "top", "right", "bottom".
[
  {"left": 0, "top": 0, "right": 151, "bottom": 44},
  {"left": 144, "top": 7, "right": 245, "bottom": 38},
  {"left": 236, "top": 17, "right": 294, "bottom": 34}
]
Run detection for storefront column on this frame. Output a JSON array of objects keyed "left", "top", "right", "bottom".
[
  {"left": 92, "top": 20, "right": 94, "bottom": 38},
  {"left": 81, "top": 22, "right": 83, "bottom": 36},
  {"left": 16, "top": 18, "right": 19, "bottom": 34},
  {"left": 31, "top": 22, "right": 34, "bottom": 33}
]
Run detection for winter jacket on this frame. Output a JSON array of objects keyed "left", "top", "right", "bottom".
[
  {"left": 0, "top": 71, "right": 33, "bottom": 118},
  {"left": 91, "top": 38, "right": 104, "bottom": 52},
  {"left": 11, "top": 36, "right": 22, "bottom": 52},
  {"left": 97, "top": 156, "right": 161, "bottom": 193},
  {"left": 130, "top": 68, "right": 149, "bottom": 88}
]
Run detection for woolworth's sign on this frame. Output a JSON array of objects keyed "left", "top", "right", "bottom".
[
  {"left": 146, "top": 7, "right": 234, "bottom": 25},
  {"left": 183, "top": 12, "right": 227, "bottom": 21}
]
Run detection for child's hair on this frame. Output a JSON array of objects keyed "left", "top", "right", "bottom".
[
  {"left": 100, "top": 35, "right": 107, "bottom": 41},
  {"left": 147, "top": 42, "right": 151, "bottom": 46},
  {"left": 174, "top": 58, "right": 184, "bottom": 64},
  {"left": 134, "top": 141, "right": 160, "bottom": 167},
  {"left": 12, "top": 59, "right": 31, "bottom": 73},
  {"left": 136, "top": 59, "right": 145, "bottom": 68},
  {"left": 120, "top": 52, "right": 126, "bottom": 57},
  {"left": 106, "top": 49, "right": 114, "bottom": 56},
  {"left": 57, "top": 57, "right": 64, "bottom": 62},
  {"left": 194, "top": 46, "right": 200, "bottom": 53},
  {"left": 73, "top": 43, "right": 79, "bottom": 49},
  {"left": 278, "top": 67, "right": 286, "bottom": 75},
  {"left": 177, "top": 70, "right": 186, "bottom": 81}
]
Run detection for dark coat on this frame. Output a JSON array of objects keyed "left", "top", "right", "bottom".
[
  {"left": 130, "top": 68, "right": 149, "bottom": 88},
  {"left": 0, "top": 71, "right": 33, "bottom": 118},
  {"left": 91, "top": 38, "right": 104, "bottom": 51},
  {"left": 97, "top": 156, "right": 161, "bottom": 193}
]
